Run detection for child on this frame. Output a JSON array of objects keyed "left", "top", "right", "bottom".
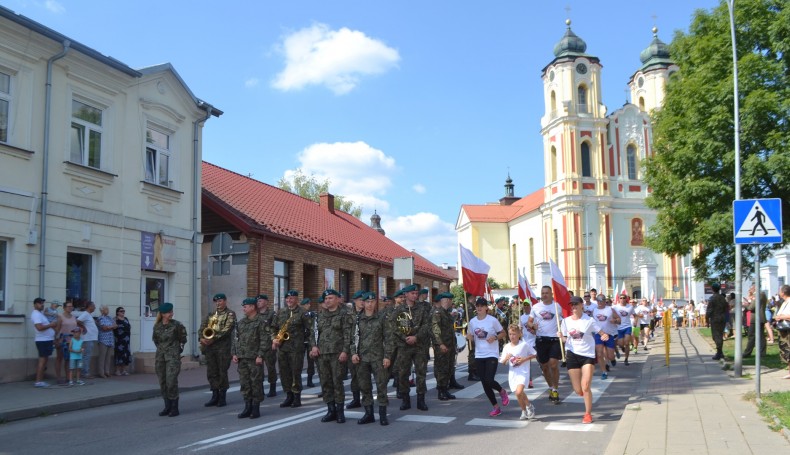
[
  {"left": 68, "top": 328, "right": 85, "bottom": 386},
  {"left": 500, "top": 324, "right": 537, "bottom": 420}
]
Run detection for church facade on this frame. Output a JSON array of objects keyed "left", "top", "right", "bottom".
[{"left": 456, "top": 22, "right": 702, "bottom": 301}]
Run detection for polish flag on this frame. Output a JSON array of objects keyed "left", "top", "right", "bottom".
[
  {"left": 518, "top": 268, "right": 539, "bottom": 304},
  {"left": 549, "top": 259, "right": 573, "bottom": 317},
  {"left": 612, "top": 282, "right": 619, "bottom": 298},
  {"left": 459, "top": 244, "right": 490, "bottom": 297},
  {"left": 620, "top": 281, "right": 629, "bottom": 298},
  {"left": 650, "top": 287, "right": 656, "bottom": 304}
]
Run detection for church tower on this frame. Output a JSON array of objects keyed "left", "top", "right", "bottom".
[{"left": 629, "top": 27, "right": 678, "bottom": 113}]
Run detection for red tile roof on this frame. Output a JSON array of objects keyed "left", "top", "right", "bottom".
[
  {"left": 202, "top": 162, "right": 451, "bottom": 281},
  {"left": 461, "top": 188, "right": 544, "bottom": 223}
]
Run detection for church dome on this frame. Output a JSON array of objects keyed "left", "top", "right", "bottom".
[
  {"left": 553, "top": 19, "right": 587, "bottom": 58},
  {"left": 639, "top": 27, "right": 674, "bottom": 70}
]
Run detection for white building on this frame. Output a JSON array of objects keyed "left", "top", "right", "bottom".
[{"left": 0, "top": 8, "right": 220, "bottom": 382}]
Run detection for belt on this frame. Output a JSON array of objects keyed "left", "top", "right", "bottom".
[{"left": 536, "top": 336, "right": 559, "bottom": 342}]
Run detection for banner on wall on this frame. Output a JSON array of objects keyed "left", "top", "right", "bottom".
[
  {"left": 141, "top": 232, "right": 177, "bottom": 272},
  {"left": 324, "top": 268, "right": 335, "bottom": 290}
]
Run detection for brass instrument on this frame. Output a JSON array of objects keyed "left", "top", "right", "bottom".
[
  {"left": 275, "top": 310, "right": 293, "bottom": 343},
  {"left": 396, "top": 309, "right": 414, "bottom": 335},
  {"left": 495, "top": 307, "right": 509, "bottom": 327},
  {"left": 202, "top": 311, "right": 219, "bottom": 340}
]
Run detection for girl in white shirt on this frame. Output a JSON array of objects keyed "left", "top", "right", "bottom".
[
  {"left": 500, "top": 324, "right": 536, "bottom": 420},
  {"left": 467, "top": 298, "right": 507, "bottom": 417}
]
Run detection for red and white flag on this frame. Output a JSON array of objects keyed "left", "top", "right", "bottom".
[
  {"left": 620, "top": 281, "right": 629, "bottom": 298},
  {"left": 549, "top": 259, "right": 573, "bottom": 317},
  {"left": 649, "top": 287, "right": 656, "bottom": 304},
  {"left": 459, "top": 244, "right": 490, "bottom": 297},
  {"left": 518, "top": 267, "right": 539, "bottom": 304}
]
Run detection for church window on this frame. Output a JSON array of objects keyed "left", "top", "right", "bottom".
[
  {"left": 550, "top": 91, "right": 557, "bottom": 118},
  {"left": 550, "top": 146, "right": 558, "bottom": 181},
  {"left": 639, "top": 97, "right": 645, "bottom": 111},
  {"left": 512, "top": 244, "right": 518, "bottom": 286},
  {"left": 627, "top": 144, "right": 638, "bottom": 180},
  {"left": 529, "top": 238, "right": 535, "bottom": 283},
  {"left": 553, "top": 229, "right": 559, "bottom": 261},
  {"left": 577, "top": 85, "right": 588, "bottom": 113},
  {"left": 581, "top": 142, "right": 591, "bottom": 177}
]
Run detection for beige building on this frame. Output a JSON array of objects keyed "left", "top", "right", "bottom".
[{"left": 0, "top": 9, "right": 219, "bottom": 382}]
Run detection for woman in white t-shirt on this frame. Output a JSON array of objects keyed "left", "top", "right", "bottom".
[
  {"left": 466, "top": 297, "right": 507, "bottom": 417},
  {"left": 500, "top": 324, "right": 536, "bottom": 420},
  {"left": 560, "top": 297, "right": 610, "bottom": 424}
]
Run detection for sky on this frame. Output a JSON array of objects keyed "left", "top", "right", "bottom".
[{"left": 7, "top": 0, "right": 722, "bottom": 267}]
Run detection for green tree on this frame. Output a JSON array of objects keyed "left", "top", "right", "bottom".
[
  {"left": 644, "top": 0, "right": 789, "bottom": 280},
  {"left": 450, "top": 284, "right": 467, "bottom": 307},
  {"left": 277, "top": 169, "right": 363, "bottom": 217}
]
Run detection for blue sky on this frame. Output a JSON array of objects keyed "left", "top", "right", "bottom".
[{"left": 9, "top": 0, "right": 720, "bottom": 266}]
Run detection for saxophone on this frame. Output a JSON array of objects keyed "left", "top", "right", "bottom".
[
  {"left": 202, "top": 311, "right": 219, "bottom": 340},
  {"left": 275, "top": 310, "right": 293, "bottom": 343}
]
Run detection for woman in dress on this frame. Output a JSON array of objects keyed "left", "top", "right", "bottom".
[
  {"left": 466, "top": 297, "right": 507, "bottom": 417},
  {"left": 114, "top": 307, "right": 131, "bottom": 375},
  {"left": 96, "top": 305, "right": 117, "bottom": 378},
  {"left": 560, "top": 296, "right": 610, "bottom": 424},
  {"left": 153, "top": 302, "right": 187, "bottom": 417},
  {"left": 500, "top": 324, "right": 536, "bottom": 420},
  {"left": 55, "top": 300, "right": 78, "bottom": 384}
]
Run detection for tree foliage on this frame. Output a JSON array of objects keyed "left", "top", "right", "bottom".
[
  {"left": 644, "top": 0, "right": 789, "bottom": 280},
  {"left": 277, "top": 169, "right": 363, "bottom": 217}
]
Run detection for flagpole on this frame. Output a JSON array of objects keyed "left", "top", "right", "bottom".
[
  {"left": 555, "top": 300, "right": 566, "bottom": 364},
  {"left": 458, "top": 245, "right": 471, "bottom": 329}
]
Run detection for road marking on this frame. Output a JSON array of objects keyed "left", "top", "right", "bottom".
[
  {"left": 343, "top": 411, "right": 365, "bottom": 419},
  {"left": 561, "top": 376, "right": 614, "bottom": 404},
  {"left": 545, "top": 422, "right": 605, "bottom": 432},
  {"left": 397, "top": 415, "right": 455, "bottom": 424},
  {"left": 452, "top": 373, "right": 507, "bottom": 399},
  {"left": 465, "top": 418, "right": 529, "bottom": 428}
]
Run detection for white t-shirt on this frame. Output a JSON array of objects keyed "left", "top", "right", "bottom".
[
  {"left": 468, "top": 315, "right": 503, "bottom": 359},
  {"left": 500, "top": 339, "right": 535, "bottom": 376},
  {"left": 561, "top": 314, "right": 601, "bottom": 358},
  {"left": 583, "top": 303, "right": 595, "bottom": 317},
  {"left": 519, "top": 314, "right": 536, "bottom": 347},
  {"left": 76, "top": 310, "right": 99, "bottom": 341},
  {"left": 634, "top": 304, "right": 651, "bottom": 325},
  {"left": 529, "top": 301, "right": 562, "bottom": 337},
  {"left": 31, "top": 309, "right": 55, "bottom": 341},
  {"left": 592, "top": 305, "right": 619, "bottom": 335},
  {"left": 612, "top": 304, "right": 634, "bottom": 330}
]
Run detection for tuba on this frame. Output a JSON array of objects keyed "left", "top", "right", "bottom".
[
  {"left": 275, "top": 310, "right": 293, "bottom": 343},
  {"left": 202, "top": 311, "right": 219, "bottom": 339}
]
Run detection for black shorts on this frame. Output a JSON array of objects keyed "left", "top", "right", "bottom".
[
  {"left": 535, "top": 337, "right": 562, "bottom": 364},
  {"left": 36, "top": 340, "right": 54, "bottom": 358},
  {"left": 565, "top": 350, "right": 596, "bottom": 369},
  {"left": 640, "top": 324, "right": 649, "bottom": 330}
]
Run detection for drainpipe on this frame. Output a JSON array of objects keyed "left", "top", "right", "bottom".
[
  {"left": 191, "top": 103, "right": 212, "bottom": 358},
  {"left": 39, "top": 41, "right": 70, "bottom": 297}
]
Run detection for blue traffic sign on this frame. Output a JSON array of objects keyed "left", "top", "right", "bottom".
[{"left": 733, "top": 199, "right": 783, "bottom": 244}]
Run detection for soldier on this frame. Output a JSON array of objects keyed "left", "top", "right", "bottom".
[
  {"left": 352, "top": 292, "right": 393, "bottom": 425},
  {"left": 310, "top": 289, "right": 353, "bottom": 423},
  {"left": 272, "top": 290, "right": 311, "bottom": 408},
  {"left": 466, "top": 294, "right": 481, "bottom": 381},
  {"left": 301, "top": 298, "right": 317, "bottom": 387},
  {"left": 346, "top": 290, "right": 366, "bottom": 409},
  {"left": 432, "top": 292, "right": 457, "bottom": 401},
  {"left": 232, "top": 298, "right": 268, "bottom": 419},
  {"left": 392, "top": 284, "right": 432, "bottom": 411},
  {"left": 199, "top": 293, "right": 237, "bottom": 407},
  {"left": 448, "top": 301, "right": 466, "bottom": 390},
  {"left": 153, "top": 302, "right": 187, "bottom": 417},
  {"left": 256, "top": 294, "right": 278, "bottom": 397},
  {"left": 388, "top": 289, "right": 405, "bottom": 398}
]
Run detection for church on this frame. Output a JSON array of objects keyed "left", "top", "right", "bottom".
[{"left": 456, "top": 21, "right": 701, "bottom": 301}]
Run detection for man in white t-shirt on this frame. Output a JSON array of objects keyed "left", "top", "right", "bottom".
[
  {"left": 613, "top": 295, "right": 635, "bottom": 365},
  {"left": 31, "top": 297, "right": 56, "bottom": 387},
  {"left": 527, "top": 286, "right": 563, "bottom": 403},
  {"left": 592, "top": 296, "right": 620, "bottom": 378},
  {"left": 75, "top": 301, "right": 99, "bottom": 378},
  {"left": 634, "top": 299, "right": 652, "bottom": 350},
  {"left": 583, "top": 291, "right": 595, "bottom": 317}
]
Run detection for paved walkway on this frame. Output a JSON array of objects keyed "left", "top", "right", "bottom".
[{"left": 604, "top": 327, "right": 790, "bottom": 454}]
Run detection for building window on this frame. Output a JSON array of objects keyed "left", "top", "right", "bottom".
[
  {"left": 273, "top": 260, "right": 290, "bottom": 310},
  {"left": 581, "top": 142, "right": 591, "bottom": 177},
  {"left": 70, "top": 99, "right": 103, "bottom": 169},
  {"left": 553, "top": 229, "right": 559, "bottom": 261},
  {"left": 577, "top": 85, "right": 588, "bottom": 113},
  {"left": 639, "top": 97, "right": 645, "bottom": 112},
  {"left": 339, "top": 269, "right": 353, "bottom": 300},
  {"left": 550, "top": 91, "right": 557, "bottom": 118},
  {"left": 0, "top": 71, "right": 10, "bottom": 143},
  {"left": 550, "top": 146, "right": 558, "bottom": 181},
  {"left": 66, "top": 251, "right": 93, "bottom": 304},
  {"left": 145, "top": 127, "right": 171, "bottom": 187},
  {"left": 627, "top": 144, "right": 638, "bottom": 180},
  {"left": 0, "top": 240, "right": 7, "bottom": 312},
  {"left": 512, "top": 244, "right": 518, "bottom": 287},
  {"left": 529, "top": 238, "right": 535, "bottom": 283},
  {"left": 361, "top": 273, "right": 372, "bottom": 292}
]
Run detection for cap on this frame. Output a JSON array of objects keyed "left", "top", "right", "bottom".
[
  {"left": 393, "top": 289, "right": 405, "bottom": 298},
  {"left": 352, "top": 290, "right": 366, "bottom": 300},
  {"left": 300, "top": 298, "right": 311, "bottom": 306},
  {"left": 242, "top": 298, "right": 257, "bottom": 306},
  {"left": 570, "top": 296, "right": 585, "bottom": 306},
  {"left": 322, "top": 289, "right": 341, "bottom": 298},
  {"left": 159, "top": 302, "right": 174, "bottom": 313},
  {"left": 475, "top": 297, "right": 489, "bottom": 306},
  {"left": 419, "top": 288, "right": 429, "bottom": 295},
  {"left": 34, "top": 297, "right": 46, "bottom": 304},
  {"left": 286, "top": 290, "right": 299, "bottom": 297},
  {"left": 402, "top": 284, "right": 419, "bottom": 293},
  {"left": 256, "top": 294, "right": 269, "bottom": 300},
  {"left": 495, "top": 296, "right": 508, "bottom": 304},
  {"left": 213, "top": 293, "right": 226, "bottom": 301}
]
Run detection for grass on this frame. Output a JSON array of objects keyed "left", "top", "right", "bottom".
[
  {"left": 697, "top": 327, "right": 785, "bottom": 369},
  {"left": 757, "top": 392, "right": 790, "bottom": 431}
]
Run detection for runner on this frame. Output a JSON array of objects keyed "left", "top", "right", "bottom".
[
  {"left": 500, "top": 324, "right": 536, "bottom": 420},
  {"left": 592, "top": 296, "right": 620, "bottom": 379},
  {"left": 634, "top": 298, "right": 652, "bottom": 351},
  {"left": 467, "top": 297, "right": 508, "bottom": 417},
  {"left": 527, "top": 286, "right": 564, "bottom": 403},
  {"left": 612, "top": 295, "right": 635, "bottom": 366}
]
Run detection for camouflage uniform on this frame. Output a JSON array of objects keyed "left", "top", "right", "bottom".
[
  {"left": 381, "top": 304, "right": 399, "bottom": 384},
  {"left": 199, "top": 307, "right": 237, "bottom": 390},
  {"left": 258, "top": 307, "right": 278, "bottom": 388},
  {"left": 302, "top": 309, "right": 317, "bottom": 384},
  {"left": 272, "top": 306, "right": 311, "bottom": 393},
  {"left": 233, "top": 313, "right": 269, "bottom": 404},
  {"left": 153, "top": 319, "right": 187, "bottom": 400},
  {"left": 431, "top": 305, "right": 456, "bottom": 393},
  {"left": 392, "top": 302, "right": 431, "bottom": 396},
  {"left": 310, "top": 306, "right": 353, "bottom": 404},
  {"left": 354, "top": 311, "right": 393, "bottom": 406}
]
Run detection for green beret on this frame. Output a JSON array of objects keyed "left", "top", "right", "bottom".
[
  {"left": 365, "top": 292, "right": 377, "bottom": 300},
  {"left": 496, "top": 296, "right": 508, "bottom": 304},
  {"left": 242, "top": 298, "right": 257, "bottom": 306},
  {"left": 257, "top": 294, "right": 269, "bottom": 300},
  {"left": 322, "top": 289, "right": 340, "bottom": 298},
  {"left": 402, "top": 284, "right": 419, "bottom": 292},
  {"left": 286, "top": 290, "right": 299, "bottom": 297},
  {"left": 318, "top": 295, "right": 325, "bottom": 303},
  {"left": 439, "top": 292, "right": 454, "bottom": 300},
  {"left": 300, "top": 298, "right": 311, "bottom": 305},
  {"left": 159, "top": 302, "right": 174, "bottom": 313},
  {"left": 393, "top": 289, "right": 405, "bottom": 298},
  {"left": 512, "top": 295, "right": 519, "bottom": 300},
  {"left": 382, "top": 296, "right": 390, "bottom": 302},
  {"left": 419, "top": 288, "right": 429, "bottom": 295},
  {"left": 352, "top": 290, "right": 366, "bottom": 300},
  {"left": 213, "top": 293, "right": 226, "bottom": 301}
]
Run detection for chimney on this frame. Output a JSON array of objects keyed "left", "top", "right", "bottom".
[{"left": 319, "top": 192, "right": 335, "bottom": 214}]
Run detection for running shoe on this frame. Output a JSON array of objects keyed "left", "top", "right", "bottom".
[
  {"left": 582, "top": 413, "right": 593, "bottom": 424},
  {"left": 624, "top": 360, "right": 630, "bottom": 366},
  {"left": 520, "top": 410, "right": 528, "bottom": 420},
  {"left": 611, "top": 359, "right": 617, "bottom": 366},
  {"left": 601, "top": 372, "right": 608, "bottom": 380},
  {"left": 68, "top": 381, "right": 74, "bottom": 386},
  {"left": 499, "top": 389, "right": 510, "bottom": 407},
  {"left": 489, "top": 407, "right": 502, "bottom": 417},
  {"left": 526, "top": 404, "right": 536, "bottom": 420},
  {"left": 643, "top": 345, "right": 648, "bottom": 351},
  {"left": 76, "top": 380, "right": 86, "bottom": 385},
  {"left": 615, "top": 350, "right": 621, "bottom": 359},
  {"left": 605, "top": 364, "right": 610, "bottom": 372},
  {"left": 548, "top": 389, "right": 558, "bottom": 402},
  {"left": 528, "top": 380, "right": 534, "bottom": 389},
  {"left": 33, "top": 381, "right": 49, "bottom": 388}
]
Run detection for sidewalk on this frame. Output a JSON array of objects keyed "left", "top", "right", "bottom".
[{"left": 604, "top": 327, "right": 790, "bottom": 454}]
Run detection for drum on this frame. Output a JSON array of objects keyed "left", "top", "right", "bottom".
[{"left": 455, "top": 333, "right": 467, "bottom": 353}]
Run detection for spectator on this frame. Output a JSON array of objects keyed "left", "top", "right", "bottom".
[
  {"left": 75, "top": 301, "right": 99, "bottom": 379},
  {"left": 55, "top": 300, "right": 78, "bottom": 384},
  {"left": 68, "top": 328, "right": 85, "bottom": 386},
  {"left": 765, "top": 298, "right": 776, "bottom": 345},
  {"left": 774, "top": 285, "right": 790, "bottom": 379},
  {"left": 44, "top": 300, "right": 61, "bottom": 324},
  {"left": 31, "top": 297, "right": 56, "bottom": 387},
  {"left": 743, "top": 292, "right": 767, "bottom": 357},
  {"left": 114, "top": 307, "right": 132, "bottom": 375},
  {"left": 97, "top": 305, "right": 117, "bottom": 378}
]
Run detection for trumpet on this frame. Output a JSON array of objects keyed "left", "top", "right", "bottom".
[
  {"left": 275, "top": 310, "right": 293, "bottom": 343},
  {"left": 202, "top": 311, "right": 219, "bottom": 340}
]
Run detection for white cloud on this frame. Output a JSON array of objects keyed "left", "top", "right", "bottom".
[
  {"left": 412, "top": 184, "right": 426, "bottom": 194},
  {"left": 384, "top": 212, "right": 457, "bottom": 266},
  {"left": 44, "top": 0, "right": 65, "bottom": 13},
  {"left": 244, "top": 78, "right": 259, "bottom": 88},
  {"left": 272, "top": 23, "right": 400, "bottom": 95}
]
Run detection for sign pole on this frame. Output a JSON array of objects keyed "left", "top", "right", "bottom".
[{"left": 754, "top": 246, "right": 761, "bottom": 399}]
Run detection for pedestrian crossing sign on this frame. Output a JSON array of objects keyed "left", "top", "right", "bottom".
[{"left": 733, "top": 199, "right": 783, "bottom": 245}]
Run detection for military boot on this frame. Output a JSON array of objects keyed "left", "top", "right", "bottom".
[
  {"left": 449, "top": 377, "right": 466, "bottom": 389},
  {"left": 346, "top": 390, "right": 361, "bottom": 409},
  {"left": 237, "top": 400, "right": 252, "bottom": 418},
  {"left": 217, "top": 389, "right": 228, "bottom": 407},
  {"left": 321, "top": 402, "right": 337, "bottom": 422},
  {"left": 249, "top": 401, "right": 261, "bottom": 419},
  {"left": 306, "top": 375, "right": 315, "bottom": 388},
  {"left": 416, "top": 393, "right": 428, "bottom": 411},
  {"left": 336, "top": 407, "right": 346, "bottom": 424},
  {"left": 204, "top": 389, "right": 219, "bottom": 407},
  {"left": 379, "top": 406, "right": 389, "bottom": 426},
  {"left": 267, "top": 382, "right": 277, "bottom": 397},
  {"left": 168, "top": 398, "right": 180, "bottom": 417},
  {"left": 280, "top": 391, "right": 294, "bottom": 408},
  {"left": 158, "top": 398, "right": 171, "bottom": 416},
  {"left": 445, "top": 388, "right": 456, "bottom": 400},
  {"left": 399, "top": 394, "right": 411, "bottom": 411},
  {"left": 357, "top": 405, "right": 375, "bottom": 425},
  {"left": 438, "top": 388, "right": 449, "bottom": 401},
  {"left": 291, "top": 392, "right": 302, "bottom": 408}
]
